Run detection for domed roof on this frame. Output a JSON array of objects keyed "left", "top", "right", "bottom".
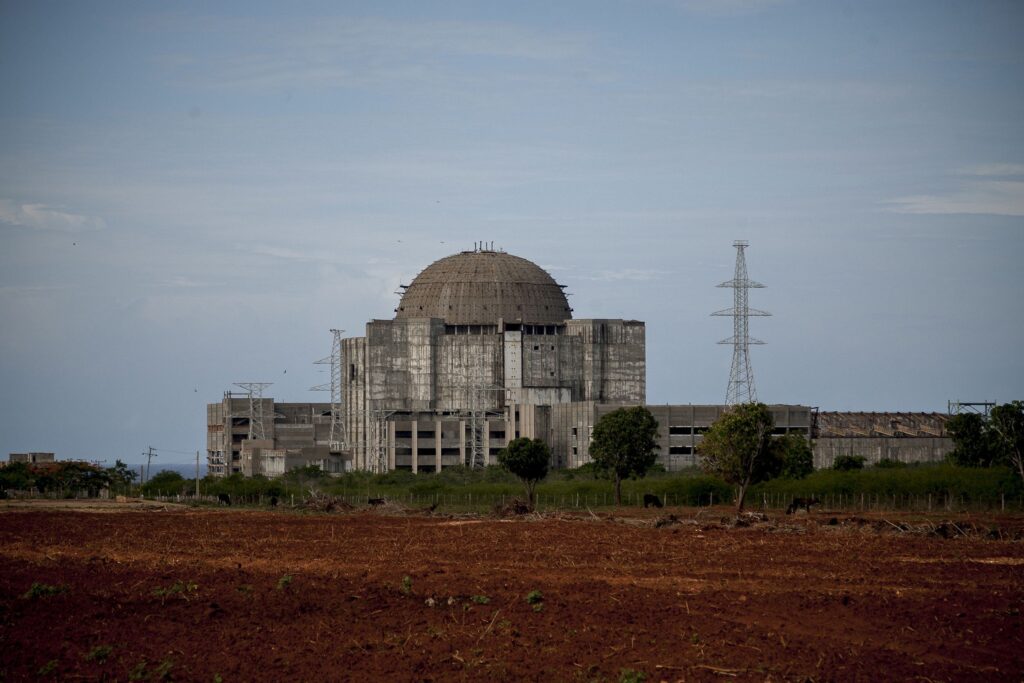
[{"left": 395, "top": 249, "right": 572, "bottom": 325}]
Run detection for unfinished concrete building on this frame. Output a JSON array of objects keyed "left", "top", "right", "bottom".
[
  {"left": 206, "top": 394, "right": 344, "bottom": 477},
  {"left": 341, "top": 247, "right": 646, "bottom": 472}
]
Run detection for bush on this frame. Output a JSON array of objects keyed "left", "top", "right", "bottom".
[
  {"left": 141, "top": 470, "right": 186, "bottom": 496},
  {"left": 751, "top": 462, "right": 1021, "bottom": 504},
  {"left": 832, "top": 455, "right": 866, "bottom": 471},
  {"left": 874, "top": 458, "right": 906, "bottom": 469}
]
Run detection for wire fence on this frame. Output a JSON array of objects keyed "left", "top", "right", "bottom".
[
  {"left": 4, "top": 487, "right": 1021, "bottom": 513},
  {"left": 138, "top": 489, "right": 1024, "bottom": 513}
]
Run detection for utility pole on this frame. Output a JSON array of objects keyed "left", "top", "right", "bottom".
[
  {"left": 195, "top": 451, "right": 200, "bottom": 497},
  {"left": 712, "top": 240, "right": 770, "bottom": 405},
  {"left": 142, "top": 446, "right": 156, "bottom": 484}
]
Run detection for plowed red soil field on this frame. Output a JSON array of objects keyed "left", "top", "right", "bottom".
[{"left": 1, "top": 504, "right": 1023, "bottom": 682}]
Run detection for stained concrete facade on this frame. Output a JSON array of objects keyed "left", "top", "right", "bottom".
[{"left": 341, "top": 319, "right": 645, "bottom": 470}]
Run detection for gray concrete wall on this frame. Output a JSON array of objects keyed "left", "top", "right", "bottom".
[
  {"left": 813, "top": 437, "right": 953, "bottom": 468},
  {"left": 343, "top": 336, "right": 368, "bottom": 470},
  {"left": 565, "top": 320, "right": 646, "bottom": 403},
  {"left": 435, "top": 332, "right": 503, "bottom": 411}
]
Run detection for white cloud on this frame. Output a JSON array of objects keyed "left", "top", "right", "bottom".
[
  {"left": 161, "top": 17, "right": 595, "bottom": 91},
  {"left": 959, "top": 163, "right": 1024, "bottom": 178},
  {"left": 888, "top": 178, "right": 1024, "bottom": 217},
  {"left": 574, "top": 268, "right": 672, "bottom": 282},
  {"left": 669, "top": 0, "right": 791, "bottom": 17},
  {"left": 0, "top": 199, "right": 106, "bottom": 232},
  {"left": 156, "top": 276, "right": 220, "bottom": 289}
]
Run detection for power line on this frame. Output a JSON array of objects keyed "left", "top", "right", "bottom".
[{"left": 149, "top": 447, "right": 196, "bottom": 456}]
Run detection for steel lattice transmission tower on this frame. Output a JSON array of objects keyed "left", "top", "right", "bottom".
[
  {"left": 312, "top": 330, "right": 347, "bottom": 453},
  {"left": 234, "top": 382, "right": 273, "bottom": 440},
  {"left": 712, "top": 241, "right": 770, "bottom": 405}
]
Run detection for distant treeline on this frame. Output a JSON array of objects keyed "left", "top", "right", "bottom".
[{"left": 135, "top": 462, "right": 1023, "bottom": 511}]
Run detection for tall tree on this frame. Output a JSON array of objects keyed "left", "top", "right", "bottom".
[
  {"left": 589, "top": 406, "right": 660, "bottom": 506},
  {"left": 106, "top": 459, "right": 138, "bottom": 491},
  {"left": 946, "top": 413, "right": 1004, "bottom": 467},
  {"left": 497, "top": 437, "right": 551, "bottom": 510},
  {"left": 698, "top": 402, "right": 780, "bottom": 512},
  {"left": 776, "top": 433, "right": 814, "bottom": 479},
  {"left": 990, "top": 401, "right": 1024, "bottom": 486}
]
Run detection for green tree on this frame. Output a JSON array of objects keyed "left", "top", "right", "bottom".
[
  {"left": 589, "top": 406, "right": 660, "bottom": 506},
  {"left": 946, "top": 413, "right": 1004, "bottom": 467},
  {"left": 497, "top": 437, "right": 551, "bottom": 509},
  {"left": 141, "top": 470, "right": 185, "bottom": 496},
  {"left": 105, "top": 459, "right": 137, "bottom": 491},
  {"left": 55, "top": 462, "right": 110, "bottom": 496},
  {"left": 697, "top": 402, "right": 780, "bottom": 512},
  {"left": 776, "top": 433, "right": 814, "bottom": 479},
  {"left": 990, "top": 401, "right": 1024, "bottom": 486},
  {"left": 0, "top": 461, "right": 34, "bottom": 492}
]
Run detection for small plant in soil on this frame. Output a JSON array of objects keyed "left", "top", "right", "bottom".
[
  {"left": 276, "top": 574, "right": 293, "bottom": 590},
  {"left": 400, "top": 575, "right": 413, "bottom": 595},
  {"left": 152, "top": 580, "right": 198, "bottom": 600},
  {"left": 526, "top": 589, "right": 544, "bottom": 611},
  {"left": 128, "top": 659, "right": 148, "bottom": 681},
  {"left": 37, "top": 660, "right": 58, "bottom": 676},
  {"left": 22, "top": 582, "right": 66, "bottom": 599},
  {"left": 619, "top": 668, "right": 647, "bottom": 683},
  {"left": 84, "top": 645, "right": 113, "bottom": 663},
  {"left": 470, "top": 595, "right": 490, "bottom": 604}
]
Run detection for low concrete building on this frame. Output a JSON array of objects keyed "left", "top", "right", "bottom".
[
  {"left": 811, "top": 412, "right": 952, "bottom": 467},
  {"left": 7, "top": 452, "right": 55, "bottom": 464},
  {"left": 546, "top": 403, "right": 813, "bottom": 470},
  {"left": 207, "top": 396, "right": 344, "bottom": 477}
]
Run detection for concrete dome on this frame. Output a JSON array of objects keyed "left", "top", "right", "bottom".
[{"left": 395, "top": 250, "right": 572, "bottom": 325}]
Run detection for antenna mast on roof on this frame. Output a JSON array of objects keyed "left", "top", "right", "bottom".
[{"left": 712, "top": 241, "right": 770, "bottom": 405}]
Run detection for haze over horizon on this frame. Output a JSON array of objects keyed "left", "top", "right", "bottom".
[{"left": 2, "top": 1, "right": 1022, "bottom": 465}]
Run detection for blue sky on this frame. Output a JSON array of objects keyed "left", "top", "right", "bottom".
[{"left": 2, "top": 1, "right": 1022, "bottom": 466}]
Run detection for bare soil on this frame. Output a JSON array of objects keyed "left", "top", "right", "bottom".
[{"left": 1, "top": 503, "right": 1022, "bottom": 681}]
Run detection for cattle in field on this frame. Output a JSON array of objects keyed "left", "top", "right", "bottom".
[
  {"left": 643, "top": 493, "right": 663, "bottom": 509},
  {"left": 217, "top": 493, "right": 232, "bottom": 506},
  {"left": 786, "top": 497, "right": 820, "bottom": 514},
  {"left": 368, "top": 497, "right": 386, "bottom": 506}
]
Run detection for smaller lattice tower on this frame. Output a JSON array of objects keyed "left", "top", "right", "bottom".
[
  {"left": 234, "top": 382, "right": 273, "bottom": 440},
  {"left": 712, "top": 241, "right": 770, "bottom": 405},
  {"left": 312, "top": 330, "right": 347, "bottom": 453}
]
